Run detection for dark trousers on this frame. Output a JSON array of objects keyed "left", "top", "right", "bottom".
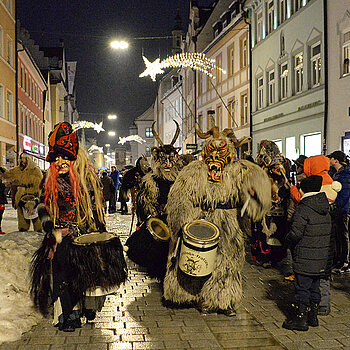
[
  {"left": 335, "top": 212, "right": 350, "bottom": 266},
  {"left": 294, "top": 273, "right": 321, "bottom": 306}
]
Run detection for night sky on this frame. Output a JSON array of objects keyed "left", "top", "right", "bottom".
[{"left": 17, "top": 0, "right": 214, "bottom": 145}]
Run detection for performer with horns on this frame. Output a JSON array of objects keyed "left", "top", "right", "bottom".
[
  {"left": 30, "top": 122, "right": 127, "bottom": 332},
  {"left": 163, "top": 126, "right": 271, "bottom": 316},
  {"left": 126, "top": 120, "right": 194, "bottom": 279}
]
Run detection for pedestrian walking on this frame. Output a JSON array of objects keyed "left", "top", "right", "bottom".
[
  {"left": 109, "top": 166, "right": 119, "bottom": 213},
  {"left": 328, "top": 150, "right": 350, "bottom": 273},
  {"left": 283, "top": 175, "right": 332, "bottom": 331},
  {"left": 100, "top": 171, "right": 115, "bottom": 214}
]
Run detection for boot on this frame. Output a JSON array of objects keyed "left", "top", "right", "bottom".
[
  {"left": 308, "top": 302, "right": 319, "bottom": 327},
  {"left": 282, "top": 304, "right": 309, "bottom": 331}
]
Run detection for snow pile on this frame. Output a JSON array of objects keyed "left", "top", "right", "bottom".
[{"left": 0, "top": 231, "right": 43, "bottom": 344}]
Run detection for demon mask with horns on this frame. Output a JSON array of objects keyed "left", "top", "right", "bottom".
[
  {"left": 196, "top": 125, "right": 251, "bottom": 182},
  {"left": 151, "top": 120, "right": 181, "bottom": 182}
]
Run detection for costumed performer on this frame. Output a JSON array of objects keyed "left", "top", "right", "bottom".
[
  {"left": 0, "top": 153, "right": 43, "bottom": 232},
  {"left": 30, "top": 122, "right": 127, "bottom": 332},
  {"left": 163, "top": 126, "right": 271, "bottom": 316}
]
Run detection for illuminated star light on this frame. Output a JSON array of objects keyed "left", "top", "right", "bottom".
[
  {"left": 139, "top": 56, "right": 165, "bottom": 81},
  {"left": 118, "top": 135, "right": 146, "bottom": 145},
  {"left": 72, "top": 121, "right": 105, "bottom": 133}
]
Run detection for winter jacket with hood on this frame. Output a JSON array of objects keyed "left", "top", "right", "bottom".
[
  {"left": 290, "top": 155, "right": 334, "bottom": 203},
  {"left": 285, "top": 192, "right": 332, "bottom": 276},
  {"left": 332, "top": 165, "right": 350, "bottom": 214}
]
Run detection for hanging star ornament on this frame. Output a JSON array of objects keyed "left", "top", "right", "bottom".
[
  {"left": 72, "top": 121, "right": 105, "bottom": 133},
  {"left": 139, "top": 53, "right": 226, "bottom": 81},
  {"left": 139, "top": 56, "right": 165, "bottom": 81}
]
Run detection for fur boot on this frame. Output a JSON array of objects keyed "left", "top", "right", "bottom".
[{"left": 308, "top": 302, "right": 319, "bottom": 327}]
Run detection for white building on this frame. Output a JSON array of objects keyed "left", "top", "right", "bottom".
[
  {"left": 197, "top": 0, "right": 250, "bottom": 154},
  {"left": 327, "top": 2, "right": 350, "bottom": 156},
  {"left": 244, "top": 0, "right": 325, "bottom": 159}
]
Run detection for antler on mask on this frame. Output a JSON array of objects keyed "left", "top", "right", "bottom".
[
  {"left": 152, "top": 121, "right": 164, "bottom": 147},
  {"left": 170, "top": 120, "right": 180, "bottom": 146}
]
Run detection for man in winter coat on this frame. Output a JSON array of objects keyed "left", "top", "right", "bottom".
[
  {"left": 109, "top": 166, "right": 120, "bottom": 213},
  {"left": 283, "top": 175, "right": 332, "bottom": 332},
  {"left": 0, "top": 153, "right": 43, "bottom": 231},
  {"left": 328, "top": 150, "right": 350, "bottom": 273},
  {"left": 100, "top": 171, "right": 115, "bottom": 214}
]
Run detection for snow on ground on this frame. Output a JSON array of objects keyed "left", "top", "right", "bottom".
[
  {"left": 0, "top": 205, "right": 43, "bottom": 344},
  {"left": 0, "top": 204, "right": 133, "bottom": 344}
]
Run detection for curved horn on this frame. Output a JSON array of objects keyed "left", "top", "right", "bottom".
[
  {"left": 222, "top": 128, "right": 238, "bottom": 143},
  {"left": 210, "top": 126, "right": 219, "bottom": 138},
  {"left": 195, "top": 124, "right": 211, "bottom": 139},
  {"left": 152, "top": 121, "right": 164, "bottom": 147},
  {"left": 235, "top": 136, "right": 252, "bottom": 148},
  {"left": 170, "top": 120, "right": 180, "bottom": 146}
]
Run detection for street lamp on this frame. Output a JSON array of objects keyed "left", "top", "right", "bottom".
[
  {"left": 108, "top": 131, "right": 116, "bottom": 137},
  {"left": 110, "top": 40, "right": 129, "bottom": 50},
  {"left": 107, "top": 114, "right": 117, "bottom": 120}
]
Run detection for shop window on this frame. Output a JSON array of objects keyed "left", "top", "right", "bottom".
[
  {"left": 300, "top": 132, "right": 321, "bottom": 157},
  {"left": 285, "top": 136, "right": 297, "bottom": 160},
  {"left": 273, "top": 139, "right": 283, "bottom": 153}
]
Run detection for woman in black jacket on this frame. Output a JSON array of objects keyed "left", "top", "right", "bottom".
[
  {"left": 283, "top": 175, "right": 332, "bottom": 332},
  {"left": 0, "top": 178, "right": 7, "bottom": 234}
]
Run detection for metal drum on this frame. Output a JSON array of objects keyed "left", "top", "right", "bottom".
[
  {"left": 72, "top": 232, "right": 115, "bottom": 245},
  {"left": 179, "top": 220, "right": 220, "bottom": 277},
  {"left": 20, "top": 194, "right": 39, "bottom": 220}
]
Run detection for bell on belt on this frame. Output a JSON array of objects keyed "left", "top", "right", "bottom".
[{"left": 179, "top": 220, "right": 220, "bottom": 277}]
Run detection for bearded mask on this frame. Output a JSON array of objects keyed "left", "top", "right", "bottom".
[
  {"left": 197, "top": 126, "right": 251, "bottom": 182},
  {"left": 151, "top": 121, "right": 181, "bottom": 180}
]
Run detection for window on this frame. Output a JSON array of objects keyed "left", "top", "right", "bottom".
[
  {"left": 7, "top": 37, "right": 13, "bottom": 66},
  {"left": 301, "top": 132, "right": 322, "bottom": 157},
  {"left": 241, "top": 93, "right": 248, "bottom": 125},
  {"left": 216, "top": 105, "right": 222, "bottom": 130},
  {"left": 227, "top": 99, "right": 235, "bottom": 128},
  {"left": 6, "top": 90, "right": 13, "bottom": 122},
  {"left": 273, "top": 139, "right": 283, "bottom": 153},
  {"left": 198, "top": 114, "right": 203, "bottom": 130},
  {"left": 280, "top": 62, "right": 288, "bottom": 99},
  {"left": 24, "top": 72, "right": 27, "bottom": 92},
  {"left": 294, "top": 52, "right": 303, "bottom": 93},
  {"left": 279, "top": 0, "right": 287, "bottom": 24},
  {"left": 267, "top": 0, "right": 274, "bottom": 34},
  {"left": 268, "top": 70, "right": 275, "bottom": 105},
  {"left": 257, "top": 10, "right": 263, "bottom": 43},
  {"left": 145, "top": 127, "right": 153, "bottom": 138},
  {"left": 0, "top": 85, "right": 3, "bottom": 118},
  {"left": 285, "top": 136, "right": 297, "bottom": 160},
  {"left": 241, "top": 37, "right": 248, "bottom": 68},
  {"left": 0, "top": 26, "right": 3, "bottom": 57},
  {"left": 293, "top": 0, "right": 303, "bottom": 13},
  {"left": 257, "top": 76, "right": 264, "bottom": 109},
  {"left": 5, "top": 0, "right": 13, "bottom": 14},
  {"left": 342, "top": 31, "right": 350, "bottom": 76},
  {"left": 216, "top": 54, "right": 222, "bottom": 84},
  {"left": 198, "top": 73, "right": 202, "bottom": 95},
  {"left": 227, "top": 45, "right": 234, "bottom": 76},
  {"left": 311, "top": 43, "right": 321, "bottom": 87},
  {"left": 207, "top": 110, "right": 215, "bottom": 129}
]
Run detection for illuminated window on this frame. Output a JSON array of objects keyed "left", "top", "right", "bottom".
[
  {"left": 301, "top": 132, "right": 322, "bottom": 157},
  {"left": 257, "top": 10, "right": 263, "bottom": 43},
  {"left": 257, "top": 76, "right": 264, "bottom": 109},
  {"left": 311, "top": 43, "right": 321, "bottom": 87},
  {"left": 145, "top": 127, "right": 153, "bottom": 138},
  {"left": 293, "top": 0, "right": 303, "bottom": 13},
  {"left": 294, "top": 52, "right": 303, "bottom": 93},
  {"left": 227, "top": 45, "right": 234, "bottom": 76},
  {"left": 6, "top": 90, "right": 13, "bottom": 122},
  {"left": 342, "top": 31, "right": 350, "bottom": 76},
  {"left": 216, "top": 54, "right": 222, "bottom": 84},
  {"left": 268, "top": 70, "right": 275, "bottom": 105},
  {"left": 273, "top": 139, "right": 283, "bottom": 153},
  {"left": 241, "top": 37, "right": 248, "bottom": 68},
  {"left": 241, "top": 93, "right": 248, "bottom": 125},
  {"left": 280, "top": 62, "right": 288, "bottom": 99},
  {"left": 285, "top": 136, "right": 297, "bottom": 160}
]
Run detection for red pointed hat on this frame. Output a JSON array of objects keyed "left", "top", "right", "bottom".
[{"left": 46, "top": 122, "right": 79, "bottom": 163}]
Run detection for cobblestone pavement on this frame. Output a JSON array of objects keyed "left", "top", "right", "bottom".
[{"left": 1, "top": 212, "right": 350, "bottom": 350}]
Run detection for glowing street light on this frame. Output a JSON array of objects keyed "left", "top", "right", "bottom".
[
  {"left": 107, "top": 114, "right": 117, "bottom": 120},
  {"left": 105, "top": 143, "right": 110, "bottom": 147},
  {"left": 110, "top": 40, "right": 129, "bottom": 50},
  {"left": 108, "top": 131, "right": 116, "bottom": 137}
]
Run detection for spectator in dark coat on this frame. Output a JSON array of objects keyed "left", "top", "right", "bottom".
[
  {"left": 283, "top": 175, "right": 332, "bottom": 332},
  {"left": 328, "top": 150, "right": 350, "bottom": 273},
  {"left": 0, "top": 178, "right": 7, "bottom": 234},
  {"left": 100, "top": 171, "right": 115, "bottom": 214},
  {"left": 109, "top": 166, "right": 120, "bottom": 213}
]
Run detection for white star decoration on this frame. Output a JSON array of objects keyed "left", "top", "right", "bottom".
[
  {"left": 139, "top": 56, "right": 164, "bottom": 81},
  {"left": 72, "top": 121, "right": 105, "bottom": 133},
  {"left": 94, "top": 121, "right": 104, "bottom": 133}
]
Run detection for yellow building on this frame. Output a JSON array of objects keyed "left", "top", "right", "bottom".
[{"left": 0, "top": 0, "right": 16, "bottom": 167}]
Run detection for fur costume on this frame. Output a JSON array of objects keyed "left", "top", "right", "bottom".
[
  {"left": 163, "top": 127, "right": 271, "bottom": 314},
  {"left": 127, "top": 121, "right": 193, "bottom": 279},
  {"left": 0, "top": 153, "right": 43, "bottom": 231},
  {"left": 30, "top": 122, "right": 127, "bottom": 332}
]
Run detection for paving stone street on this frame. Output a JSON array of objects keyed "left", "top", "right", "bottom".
[{"left": 1, "top": 211, "right": 350, "bottom": 350}]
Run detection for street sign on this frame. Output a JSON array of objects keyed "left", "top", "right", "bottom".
[{"left": 186, "top": 143, "right": 198, "bottom": 150}]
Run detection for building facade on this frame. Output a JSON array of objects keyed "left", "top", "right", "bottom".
[
  {"left": 245, "top": 0, "right": 325, "bottom": 159},
  {"left": 0, "top": 0, "right": 16, "bottom": 167},
  {"left": 197, "top": 0, "right": 250, "bottom": 154},
  {"left": 18, "top": 43, "right": 47, "bottom": 169},
  {"left": 327, "top": 1, "right": 350, "bottom": 156}
]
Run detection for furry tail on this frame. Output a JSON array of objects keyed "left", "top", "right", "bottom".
[{"left": 30, "top": 235, "right": 52, "bottom": 316}]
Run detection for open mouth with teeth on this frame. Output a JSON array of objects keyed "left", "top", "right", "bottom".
[
  {"left": 57, "top": 163, "right": 70, "bottom": 174},
  {"left": 208, "top": 162, "right": 223, "bottom": 182},
  {"left": 161, "top": 164, "right": 173, "bottom": 172}
]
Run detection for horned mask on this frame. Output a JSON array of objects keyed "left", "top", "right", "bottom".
[
  {"left": 196, "top": 126, "right": 251, "bottom": 182},
  {"left": 151, "top": 121, "right": 181, "bottom": 180}
]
